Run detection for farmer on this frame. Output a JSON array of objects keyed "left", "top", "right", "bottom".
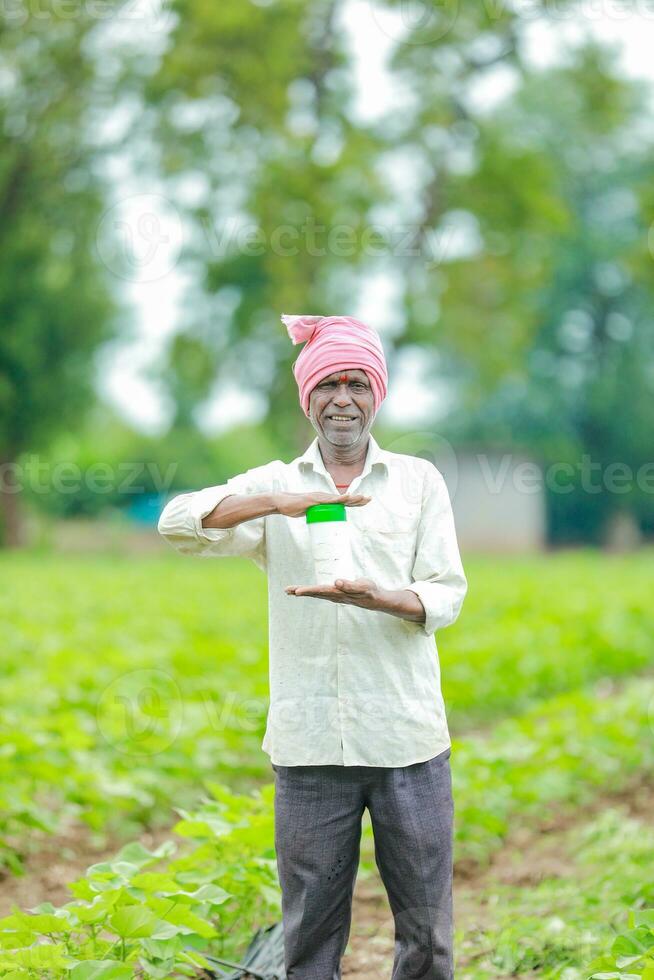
[{"left": 157, "top": 313, "right": 468, "bottom": 980}]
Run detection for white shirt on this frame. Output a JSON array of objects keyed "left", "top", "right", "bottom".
[{"left": 157, "top": 434, "right": 468, "bottom": 767}]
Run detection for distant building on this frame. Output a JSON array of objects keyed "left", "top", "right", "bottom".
[{"left": 434, "top": 448, "right": 547, "bottom": 554}]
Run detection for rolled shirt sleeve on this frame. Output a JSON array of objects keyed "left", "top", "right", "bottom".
[
  {"left": 403, "top": 463, "right": 468, "bottom": 637},
  {"left": 157, "top": 462, "right": 283, "bottom": 570}
]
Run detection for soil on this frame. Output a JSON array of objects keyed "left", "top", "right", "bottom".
[{"left": 0, "top": 821, "right": 175, "bottom": 918}]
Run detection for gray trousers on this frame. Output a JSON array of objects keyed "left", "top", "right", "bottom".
[{"left": 272, "top": 746, "right": 454, "bottom": 980}]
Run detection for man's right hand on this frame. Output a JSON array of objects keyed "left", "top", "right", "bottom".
[{"left": 273, "top": 491, "right": 371, "bottom": 518}]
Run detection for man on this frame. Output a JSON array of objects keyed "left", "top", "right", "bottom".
[{"left": 157, "top": 312, "right": 468, "bottom": 980}]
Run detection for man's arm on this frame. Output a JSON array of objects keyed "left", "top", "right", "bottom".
[
  {"left": 285, "top": 578, "right": 427, "bottom": 624},
  {"left": 401, "top": 465, "right": 468, "bottom": 636},
  {"left": 157, "top": 460, "right": 283, "bottom": 571},
  {"left": 371, "top": 584, "right": 426, "bottom": 623},
  {"left": 200, "top": 493, "right": 278, "bottom": 529},
  {"left": 158, "top": 465, "right": 370, "bottom": 567},
  {"left": 202, "top": 491, "right": 370, "bottom": 529}
]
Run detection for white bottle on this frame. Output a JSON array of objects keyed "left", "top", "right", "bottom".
[{"left": 306, "top": 503, "right": 355, "bottom": 586}]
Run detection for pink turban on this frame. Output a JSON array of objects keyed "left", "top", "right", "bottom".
[{"left": 281, "top": 313, "right": 388, "bottom": 417}]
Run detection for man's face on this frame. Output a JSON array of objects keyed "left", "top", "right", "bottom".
[{"left": 308, "top": 369, "right": 375, "bottom": 448}]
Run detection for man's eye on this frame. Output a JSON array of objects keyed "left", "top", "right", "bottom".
[{"left": 318, "top": 380, "right": 367, "bottom": 390}]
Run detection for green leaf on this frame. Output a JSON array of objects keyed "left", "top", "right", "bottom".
[
  {"left": 11, "top": 912, "right": 72, "bottom": 934},
  {"left": 108, "top": 907, "right": 159, "bottom": 939},
  {"left": 140, "top": 936, "right": 184, "bottom": 958},
  {"left": 74, "top": 904, "right": 114, "bottom": 925},
  {"left": 185, "top": 884, "right": 231, "bottom": 905},
  {"left": 115, "top": 841, "right": 176, "bottom": 866},
  {"left": 179, "top": 947, "right": 213, "bottom": 969},
  {"left": 129, "top": 872, "right": 182, "bottom": 893},
  {"left": 69, "top": 963, "right": 134, "bottom": 979},
  {"left": 149, "top": 920, "right": 180, "bottom": 940},
  {"left": 0, "top": 944, "right": 70, "bottom": 969},
  {"left": 172, "top": 818, "right": 232, "bottom": 839},
  {"left": 613, "top": 927, "right": 653, "bottom": 968},
  {"left": 146, "top": 899, "right": 217, "bottom": 939}
]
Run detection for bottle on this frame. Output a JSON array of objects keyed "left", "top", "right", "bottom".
[{"left": 305, "top": 503, "right": 355, "bottom": 586}]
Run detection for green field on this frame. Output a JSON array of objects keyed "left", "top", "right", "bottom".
[{"left": 0, "top": 549, "right": 652, "bottom": 977}]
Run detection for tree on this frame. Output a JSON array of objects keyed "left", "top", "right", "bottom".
[
  {"left": 143, "top": 0, "right": 389, "bottom": 452},
  {"left": 0, "top": 9, "right": 124, "bottom": 545},
  {"left": 417, "top": 45, "right": 654, "bottom": 542},
  {"left": 142, "top": 0, "right": 565, "bottom": 449}
]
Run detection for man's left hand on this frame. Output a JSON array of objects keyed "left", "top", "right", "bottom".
[{"left": 285, "top": 578, "right": 381, "bottom": 609}]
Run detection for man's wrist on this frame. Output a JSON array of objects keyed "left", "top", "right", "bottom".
[{"left": 376, "top": 587, "right": 426, "bottom": 624}]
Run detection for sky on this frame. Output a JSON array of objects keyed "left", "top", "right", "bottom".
[{"left": 97, "top": 0, "right": 654, "bottom": 437}]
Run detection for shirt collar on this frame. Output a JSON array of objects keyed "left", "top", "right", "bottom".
[{"left": 299, "top": 433, "right": 389, "bottom": 481}]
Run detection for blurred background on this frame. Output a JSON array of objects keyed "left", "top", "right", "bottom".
[
  {"left": 2, "top": 0, "right": 653, "bottom": 553},
  {"left": 1, "top": 3, "right": 654, "bottom": 977}
]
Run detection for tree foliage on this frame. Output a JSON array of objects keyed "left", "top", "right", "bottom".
[
  {"left": 428, "top": 45, "right": 654, "bottom": 541},
  {"left": 0, "top": 7, "right": 123, "bottom": 543},
  {"left": 144, "top": 0, "right": 388, "bottom": 450}
]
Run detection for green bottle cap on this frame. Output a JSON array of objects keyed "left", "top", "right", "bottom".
[{"left": 306, "top": 503, "right": 347, "bottom": 524}]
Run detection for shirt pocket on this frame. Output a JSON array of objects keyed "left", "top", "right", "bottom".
[{"left": 355, "top": 510, "right": 418, "bottom": 581}]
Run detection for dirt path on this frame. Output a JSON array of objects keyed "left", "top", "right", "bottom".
[{"left": 0, "top": 822, "right": 173, "bottom": 917}]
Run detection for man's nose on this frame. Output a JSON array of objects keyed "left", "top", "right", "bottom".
[{"left": 332, "top": 384, "right": 353, "bottom": 406}]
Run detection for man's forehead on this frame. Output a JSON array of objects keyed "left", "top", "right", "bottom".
[{"left": 319, "top": 368, "right": 369, "bottom": 383}]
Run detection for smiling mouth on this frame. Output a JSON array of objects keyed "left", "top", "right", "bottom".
[{"left": 327, "top": 415, "right": 358, "bottom": 423}]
